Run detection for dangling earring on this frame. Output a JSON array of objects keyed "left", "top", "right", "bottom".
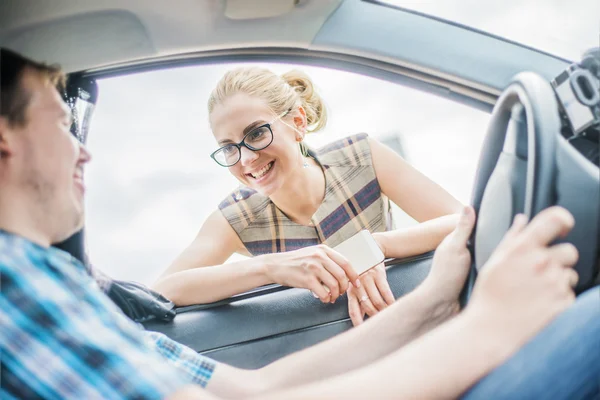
[{"left": 298, "top": 138, "right": 309, "bottom": 168}]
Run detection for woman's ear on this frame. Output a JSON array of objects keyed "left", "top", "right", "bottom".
[{"left": 293, "top": 106, "right": 308, "bottom": 136}]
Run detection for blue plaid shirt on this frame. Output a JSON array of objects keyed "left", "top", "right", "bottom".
[{"left": 0, "top": 230, "right": 216, "bottom": 399}]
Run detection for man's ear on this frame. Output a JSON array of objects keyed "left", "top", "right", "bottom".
[{"left": 0, "top": 117, "right": 15, "bottom": 158}]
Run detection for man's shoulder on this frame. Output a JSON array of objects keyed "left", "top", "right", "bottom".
[
  {"left": 0, "top": 230, "right": 87, "bottom": 281},
  {"left": 0, "top": 231, "right": 98, "bottom": 317},
  {"left": 0, "top": 231, "right": 43, "bottom": 276}
]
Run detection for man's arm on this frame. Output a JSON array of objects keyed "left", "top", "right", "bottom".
[
  {"left": 252, "top": 207, "right": 580, "bottom": 399},
  {"left": 168, "top": 309, "right": 508, "bottom": 400},
  {"left": 205, "top": 282, "right": 456, "bottom": 398},
  {"left": 206, "top": 206, "right": 476, "bottom": 398},
  {"left": 194, "top": 207, "right": 579, "bottom": 400},
  {"left": 250, "top": 308, "right": 517, "bottom": 400}
]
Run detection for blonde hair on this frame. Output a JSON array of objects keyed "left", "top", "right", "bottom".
[{"left": 208, "top": 67, "right": 328, "bottom": 135}]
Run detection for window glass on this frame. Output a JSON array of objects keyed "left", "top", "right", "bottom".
[
  {"left": 375, "top": 0, "right": 598, "bottom": 61},
  {"left": 85, "top": 63, "right": 489, "bottom": 284}
]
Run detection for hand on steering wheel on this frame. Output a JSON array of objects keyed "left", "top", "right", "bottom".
[
  {"left": 464, "top": 72, "right": 563, "bottom": 304},
  {"left": 423, "top": 206, "right": 476, "bottom": 308}
]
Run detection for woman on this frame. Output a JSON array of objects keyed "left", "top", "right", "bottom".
[{"left": 153, "top": 67, "right": 463, "bottom": 325}]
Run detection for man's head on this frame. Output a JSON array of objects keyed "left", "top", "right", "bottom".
[{"left": 0, "top": 48, "right": 91, "bottom": 245}]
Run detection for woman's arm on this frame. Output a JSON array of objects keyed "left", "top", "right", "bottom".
[
  {"left": 152, "top": 210, "right": 273, "bottom": 305},
  {"left": 373, "top": 214, "right": 459, "bottom": 259},
  {"left": 153, "top": 210, "right": 361, "bottom": 306},
  {"left": 369, "top": 137, "right": 463, "bottom": 220},
  {"left": 369, "top": 137, "right": 464, "bottom": 257}
]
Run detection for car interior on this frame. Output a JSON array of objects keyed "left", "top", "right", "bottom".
[{"left": 1, "top": 0, "right": 598, "bottom": 369}]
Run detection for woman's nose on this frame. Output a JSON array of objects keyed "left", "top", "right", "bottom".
[{"left": 239, "top": 146, "right": 259, "bottom": 166}]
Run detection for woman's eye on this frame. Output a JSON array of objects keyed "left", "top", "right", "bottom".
[
  {"left": 222, "top": 145, "right": 237, "bottom": 155},
  {"left": 248, "top": 128, "right": 267, "bottom": 141}
]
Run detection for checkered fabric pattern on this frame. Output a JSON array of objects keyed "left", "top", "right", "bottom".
[
  {"left": 0, "top": 230, "right": 216, "bottom": 399},
  {"left": 219, "top": 133, "right": 394, "bottom": 255},
  {"left": 145, "top": 331, "right": 215, "bottom": 388}
]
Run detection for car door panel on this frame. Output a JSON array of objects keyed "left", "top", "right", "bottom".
[
  {"left": 144, "top": 254, "right": 433, "bottom": 367},
  {"left": 204, "top": 320, "right": 352, "bottom": 369}
]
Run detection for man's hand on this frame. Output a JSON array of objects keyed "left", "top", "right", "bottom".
[
  {"left": 467, "top": 206, "right": 579, "bottom": 354},
  {"left": 421, "top": 205, "right": 475, "bottom": 308}
]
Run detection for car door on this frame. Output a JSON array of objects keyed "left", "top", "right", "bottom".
[{"left": 143, "top": 255, "right": 433, "bottom": 368}]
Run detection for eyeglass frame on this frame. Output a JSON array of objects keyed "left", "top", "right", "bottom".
[{"left": 210, "top": 109, "right": 291, "bottom": 167}]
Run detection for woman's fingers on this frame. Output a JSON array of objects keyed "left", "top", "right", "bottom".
[
  {"left": 322, "top": 246, "right": 361, "bottom": 287},
  {"left": 316, "top": 268, "right": 340, "bottom": 302},
  {"left": 373, "top": 266, "right": 395, "bottom": 306},
  {"left": 321, "top": 256, "right": 350, "bottom": 295},
  {"left": 363, "top": 274, "right": 387, "bottom": 311},
  {"left": 353, "top": 283, "right": 378, "bottom": 317},
  {"left": 347, "top": 287, "right": 365, "bottom": 326},
  {"left": 308, "top": 278, "right": 331, "bottom": 302},
  {"left": 303, "top": 245, "right": 395, "bottom": 309}
]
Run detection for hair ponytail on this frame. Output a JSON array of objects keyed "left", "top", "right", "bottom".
[{"left": 281, "top": 70, "right": 327, "bottom": 133}]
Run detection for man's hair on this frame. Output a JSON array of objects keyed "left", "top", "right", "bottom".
[{"left": 1, "top": 48, "right": 65, "bottom": 126}]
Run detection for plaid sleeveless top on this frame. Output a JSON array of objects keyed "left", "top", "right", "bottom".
[{"left": 218, "top": 133, "right": 394, "bottom": 256}]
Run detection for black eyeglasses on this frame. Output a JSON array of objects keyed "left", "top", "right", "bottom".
[{"left": 210, "top": 110, "right": 289, "bottom": 167}]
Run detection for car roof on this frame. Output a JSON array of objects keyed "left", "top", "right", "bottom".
[{"left": 0, "top": 0, "right": 569, "bottom": 95}]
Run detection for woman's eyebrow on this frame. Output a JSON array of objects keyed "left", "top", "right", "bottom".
[
  {"left": 217, "top": 138, "right": 234, "bottom": 146},
  {"left": 217, "top": 120, "right": 267, "bottom": 146},
  {"left": 243, "top": 120, "right": 266, "bottom": 135}
]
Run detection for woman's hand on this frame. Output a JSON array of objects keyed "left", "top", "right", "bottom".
[
  {"left": 263, "top": 245, "right": 361, "bottom": 303},
  {"left": 346, "top": 264, "right": 395, "bottom": 326}
]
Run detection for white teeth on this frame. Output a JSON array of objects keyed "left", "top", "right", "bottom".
[{"left": 251, "top": 162, "right": 273, "bottom": 179}]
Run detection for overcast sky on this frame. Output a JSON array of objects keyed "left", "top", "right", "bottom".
[{"left": 84, "top": 1, "right": 598, "bottom": 284}]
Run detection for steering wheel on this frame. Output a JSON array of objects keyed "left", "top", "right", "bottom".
[{"left": 460, "top": 72, "right": 562, "bottom": 304}]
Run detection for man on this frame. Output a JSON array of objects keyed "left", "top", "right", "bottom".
[{"left": 1, "top": 48, "right": 598, "bottom": 399}]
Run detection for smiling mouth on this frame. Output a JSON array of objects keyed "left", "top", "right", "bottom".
[
  {"left": 247, "top": 161, "right": 274, "bottom": 180},
  {"left": 73, "top": 171, "right": 85, "bottom": 194}
]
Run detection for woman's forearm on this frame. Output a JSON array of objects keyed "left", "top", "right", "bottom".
[
  {"left": 374, "top": 214, "right": 459, "bottom": 259},
  {"left": 152, "top": 257, "right": 273, "bottom": 306}
]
